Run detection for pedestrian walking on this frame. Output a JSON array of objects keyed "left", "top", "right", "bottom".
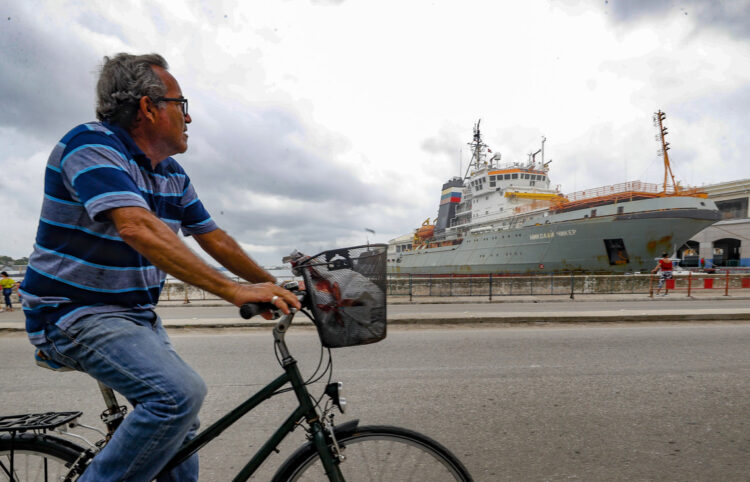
[
  {"left": 1, "top": 271, "right": 18, "bottom": 312},
  {"left": 652, "top": 252, "right": 673, "bottom": 296}
]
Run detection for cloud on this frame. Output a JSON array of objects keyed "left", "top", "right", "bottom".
[
  {"left": 177, "top": 95, "right": 391, "bottom": 261},
  {"left": 1, "top": 0, "right": 750, "bottom": 267},
  {"left": 664, "top": 85, "right": 750, "bottom": 186},
  {"left": 0, "top": 0, "right": 407, "bottom": 264},
  {"left": 0, "top": 5, "right": 97, "bottom": 140},
  {"left": 420, "top": 124, "right": 465, "bottom": 173},
  {"left": 601, "top": 0, "right": 750, "bottom": 39}
]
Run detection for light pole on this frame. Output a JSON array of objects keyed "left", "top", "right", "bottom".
[{"left": 365, "top": 228, "right": 375, "bottom": 246}]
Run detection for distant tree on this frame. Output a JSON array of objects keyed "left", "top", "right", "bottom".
[{"left": 0, "top": 255, "right": 29, "bottom": 266}]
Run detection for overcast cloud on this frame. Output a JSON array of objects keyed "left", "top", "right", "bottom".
[{"left": 1, "top": 0, "right": 749, "bottom": 266}]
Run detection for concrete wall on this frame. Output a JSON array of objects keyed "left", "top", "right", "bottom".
[{"left": 690, "top": 179, "right": 750, "bottom": 267}]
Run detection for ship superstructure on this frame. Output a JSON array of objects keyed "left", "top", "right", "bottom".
[{"left": 388, "top": 114, "right": 720, "bottom": 274}]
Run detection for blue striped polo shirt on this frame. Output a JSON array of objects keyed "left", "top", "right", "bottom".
[{"left": 21, "top": 122, "right": 218, "bottom": 345}]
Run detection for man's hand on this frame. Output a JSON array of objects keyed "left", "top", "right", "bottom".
[{"left": 228, "top": 282, "right": 301, "bottom": 315}]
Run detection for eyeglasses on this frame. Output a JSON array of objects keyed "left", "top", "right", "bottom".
[{"left": 154, "top": 97, "right": 188, "bottom": 117}]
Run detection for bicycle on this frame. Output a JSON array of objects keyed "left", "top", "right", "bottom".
[{"left": 0, "top": 245, "right": 473, "bottom": 481}]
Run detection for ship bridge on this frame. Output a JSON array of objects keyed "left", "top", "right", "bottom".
[{"left": 458, "top": 160, "right": 562, "bottom": 230}]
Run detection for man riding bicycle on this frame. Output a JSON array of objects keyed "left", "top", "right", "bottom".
[{"left": 19, "top": 53, "right": 300, "bottom": 481}]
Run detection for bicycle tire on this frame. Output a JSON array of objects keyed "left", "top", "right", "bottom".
[
  {"left": 273, "top": 424, "right": 473, "bottom": 481},
  {"left": 0, "top": 433, "right": 86, "bottom": 481}
]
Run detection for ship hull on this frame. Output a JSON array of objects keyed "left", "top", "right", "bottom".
[{"left": 389, "top": 197, "right": 720, "bottom": 274}]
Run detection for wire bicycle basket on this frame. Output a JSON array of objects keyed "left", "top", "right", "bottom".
[{"left": 293, "top": 244, "right": 387, "bottom": 348}]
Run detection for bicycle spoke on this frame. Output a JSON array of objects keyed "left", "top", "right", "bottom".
[
  {"left": 0, "top": 456, "right": 18, "bottom": 482},
  {"left": 0, "top": 459, "right": 12, "bottom": 479},
  {"left": 0, "top": 451, "right": 74, "bottom": 482},
  {"left": 280, "top": 427, "right": 471, "bottom": 481}
]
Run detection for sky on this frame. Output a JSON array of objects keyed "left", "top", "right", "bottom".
[{"left": 1, "top": 0, "right": 749, "bottom": 266}]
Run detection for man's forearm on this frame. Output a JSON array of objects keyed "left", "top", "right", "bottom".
[
  {"left": 110, "top": 208, "right": 240, "bottom": 301},
  {"left": 194, "top": 229, "right": 276, "bottom": 283}
]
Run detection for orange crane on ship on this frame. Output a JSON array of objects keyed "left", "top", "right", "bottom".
[{"left": 654, "top": 110, "right": 680, "bottom": 194}]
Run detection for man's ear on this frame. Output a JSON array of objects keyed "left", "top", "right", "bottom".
[{"left": 138, "top": 96, "right": 158, "bottom": 124}]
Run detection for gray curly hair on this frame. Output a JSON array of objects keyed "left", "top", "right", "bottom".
[{"left": 95, "top": 53, "right": 169, "bottom": 129}]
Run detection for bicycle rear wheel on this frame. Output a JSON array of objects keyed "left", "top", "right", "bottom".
[
  {"left": 0, "top": 433, "right": 85, "bottom": 481},
  {"left": 274, "top": 425, "right": 473, "bottom": 481}
]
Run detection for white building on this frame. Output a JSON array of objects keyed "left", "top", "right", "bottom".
[{"left": 682, "top": 179, "right": 750, "bottom": 268}]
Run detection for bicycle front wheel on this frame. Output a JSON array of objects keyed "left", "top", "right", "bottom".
[
  {"left": 274, "top": 425, "right": 473, "bottom": 481},
  {"left": 0, "top": 433, "right": 85, "bottom": 481}
]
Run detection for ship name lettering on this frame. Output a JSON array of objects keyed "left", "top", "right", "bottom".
[
  {"left": 556, "top": 229, "right": 577, "bottom": 237},
  {"left": 530, "top": 232, "right": 555, "bottom": 240}
]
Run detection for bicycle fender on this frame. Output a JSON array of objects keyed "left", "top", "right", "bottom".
[{"left": 330, "top": 419, "right": 360, "bottom": 438}]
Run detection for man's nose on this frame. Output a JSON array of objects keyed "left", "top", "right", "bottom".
[{"left": 185, "top": 113, "right": 192, "bottom": 124}]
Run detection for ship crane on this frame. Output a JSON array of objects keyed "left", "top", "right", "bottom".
[{"left": 653, "top": 110, "right": 679, "bottom": 194}]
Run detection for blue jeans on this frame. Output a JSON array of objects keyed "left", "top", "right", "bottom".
[{"left": 37, "top": 310, "right": 207, "bottom": 481}]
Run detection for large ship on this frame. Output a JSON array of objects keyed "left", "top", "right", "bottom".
[{"left": 388, "top": 113, "right": 721, "bottom": 274}]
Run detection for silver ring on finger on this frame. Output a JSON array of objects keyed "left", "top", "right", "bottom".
[{"left": 271, "top": 295, "right": 279, "bottom": 304}]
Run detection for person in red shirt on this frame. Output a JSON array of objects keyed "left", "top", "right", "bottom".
[{"left": 652, "top": 252, "right": 674, "bottom": 296}]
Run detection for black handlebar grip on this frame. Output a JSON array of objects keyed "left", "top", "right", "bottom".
[{"left": 239, "top": 302, "right": 274, "bottom": 319}]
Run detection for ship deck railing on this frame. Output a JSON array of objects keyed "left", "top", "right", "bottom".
[{"left": 547, "top": 181, "right": 707, "bottom": 213}]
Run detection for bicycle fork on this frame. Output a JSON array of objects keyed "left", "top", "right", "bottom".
[
  {"left": 279, "top": 352, "right": 345, "bottom": 481},
  {"left": 309, "top": 421, "right": 345, "bottom": 482},
  {"left": 273, "top": 311, "right": 346, "bottom": 481}
]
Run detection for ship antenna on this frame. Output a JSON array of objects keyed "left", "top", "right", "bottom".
[
  {"left": 653, "top": 110, "right": 679, "bottom": 193},
  {"left": 464, "top": 119, "right": 487, "bottom": 179}
]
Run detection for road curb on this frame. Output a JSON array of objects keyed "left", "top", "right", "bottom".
[
  {"left": 387, "top": 312, "right": 750, "bottom": 324},
  {"left": 3, "top": 311, "right": 750, "bottom": 334}
]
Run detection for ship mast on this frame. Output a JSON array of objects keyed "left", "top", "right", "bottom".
[
  {"left": 653, "top": 110, "right": 679, "bottom": 193},
  {"left": 463, "top": 119, "right": 489, "bottom": 179}
]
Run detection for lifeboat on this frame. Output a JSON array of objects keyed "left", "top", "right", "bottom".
[{"left": 415, "top": 218, "right": 435, "bottom": 241}]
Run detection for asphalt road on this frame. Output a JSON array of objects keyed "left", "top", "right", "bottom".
[{"left": 3, "top": 324, "right": 750, "bottom": 480}]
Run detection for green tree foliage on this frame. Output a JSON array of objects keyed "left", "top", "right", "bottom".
[{"left": 0, "top": 255, "right": 28, "bottom": 266}]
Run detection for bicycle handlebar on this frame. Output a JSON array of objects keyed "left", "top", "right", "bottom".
[
  {"left": 239, "top": 287, "right": 307, "bottom": 320},
  {"left": 239, "top": 302, "right": 276, "bottom": 320}
]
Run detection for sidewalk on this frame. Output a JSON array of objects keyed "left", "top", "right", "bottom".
[
  {"left": 2, "top": 293, "right": 750, "bottom": 333},
  {"left": 154, "top": 290, "right": 750, "bottom": 307}
]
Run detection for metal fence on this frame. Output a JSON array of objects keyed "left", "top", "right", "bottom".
[
  {"left": 161, "top": 276, "right": 286, "bottom": 304},
  {"left": 149, "top": 271, "right": 750, "bottom": 304},
  {"left": 5, "top": 272, "right": 747, "bottom": 307},
  {"left": 387, "top": 271, "right": 750, "bottom": 300}
]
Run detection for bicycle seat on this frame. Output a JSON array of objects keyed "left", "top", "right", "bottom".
[{"left": 34, "top": 348, "right": 74, "bottom": 372}]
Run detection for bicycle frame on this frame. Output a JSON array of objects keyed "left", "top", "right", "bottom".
[{"left": 130, "top": 310, "right": 344, "bottom": 481}]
